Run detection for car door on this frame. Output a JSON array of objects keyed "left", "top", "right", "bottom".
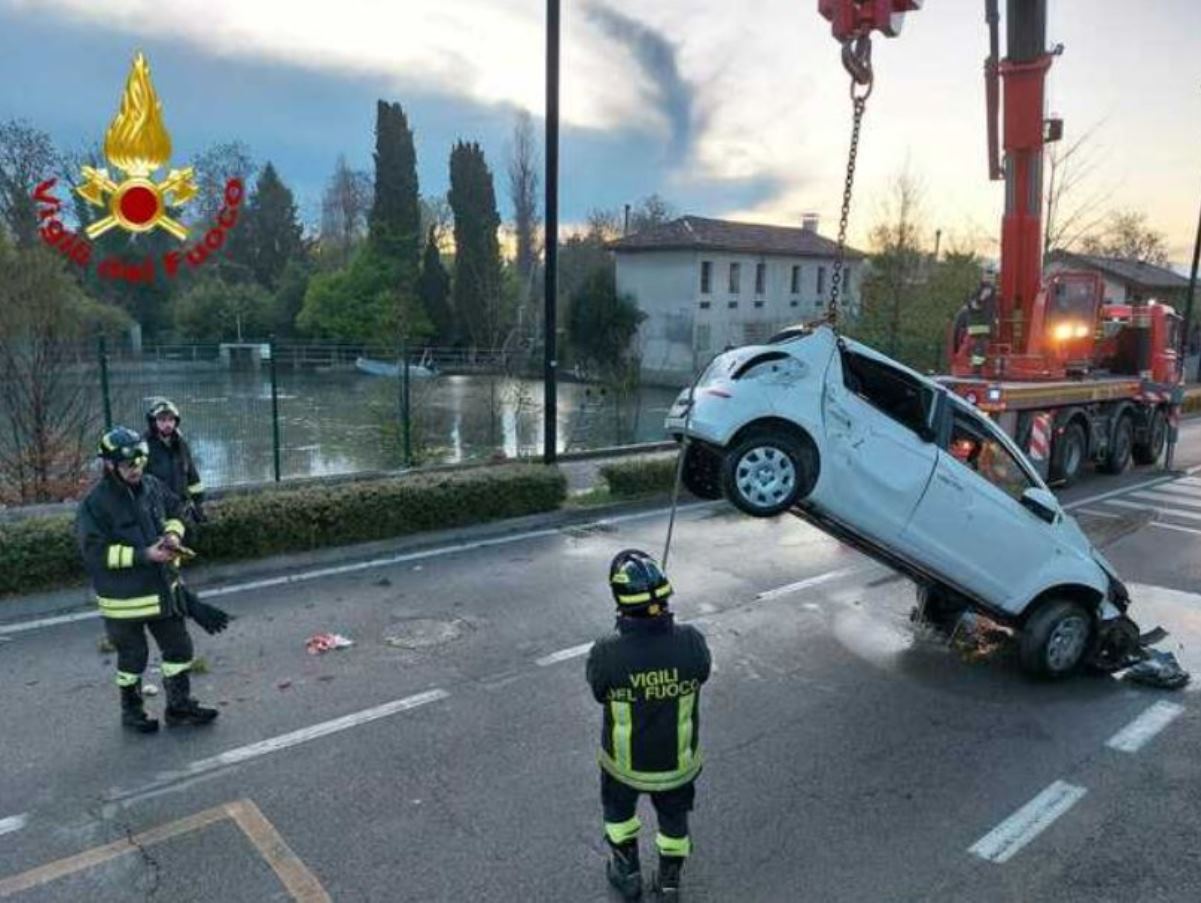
[
  {"left": 819, "top": 348, "right": 938, "bottom": 546},
  {"left": 902, "top": 403, "right": 1058, "bottom": 611}
]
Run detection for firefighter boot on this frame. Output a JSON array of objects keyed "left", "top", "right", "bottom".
[
  {"left": 651, "top": 856, "right": 684, "bottom": 900},
  {"left": 120, "top": 682, "right": 159, "bottom": 734},
  {"left": 164, "top": 673, "right": 218, "bottom": 727},
  {"left": 606, "top": 839, "right": 643, "bottom": 900}
]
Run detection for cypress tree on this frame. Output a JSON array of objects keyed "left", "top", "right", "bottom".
[
  {"left": 417, "top": 226, "right": 453, "bottom": 345},
  {"left": 368, "top": 101, "right": 421, "bottom": 282},
  {"left": 448, "top": 141, "right": 503, "bottom": 349}
]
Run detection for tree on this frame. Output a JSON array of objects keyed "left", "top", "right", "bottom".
[
  {"left": 507, "top": 111, "right": 541, "bottom": 285},
  {"left": 417, "top": 226, "right": 454, "bottom": 345},
  {"left": 857, "top": 170, "right": 926, "bottom": 358},
  {"left": 296, "top": 246, "right": 430, "bottom": 344},
  {"left": 1081, "top": 210, "right": 1171, "bottom": 266},
  {"left": 190, "top": 141, "right": 255, "bottom": 225},
  {"left": 173, "top": 276, "right": 273, "bottom": 342},
  {"left": 368, "top": 101, "right": 421, "bottom": 278},
  {"left": 449, "top": 141, "right": 507, "bottom": 348},
  {"left": 319, "top": 155, "right": 372, "bottom": 269},
  {"left": 0, "top": 244, "right": 130, "bottom": 502},
  {"left": 0, "top": 119, "right": 59, "bottom": 247},
  {"left": 1043, "top": 125, "right": 1108, "bottom": 260},
  {"left": 272, "top": 259, "right": 312, "bottom": 338},
  {"left": 567, "top": 266, "right": 645, "bottom": 375},
  {"left": 240, "top": 162, "right": 305, "bottom": 290},
  {"left": 628, "top": 193, "right": 675, "bottom": 234}
]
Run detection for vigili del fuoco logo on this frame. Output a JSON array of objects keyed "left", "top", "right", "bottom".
[{"left": 31, "top": 52, "right": 244, "bottom": 284}]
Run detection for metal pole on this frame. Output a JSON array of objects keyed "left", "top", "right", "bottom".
[
  {"left": 1164, "top": 184, "right": 1201, "bottom": 471},
  {"left": 269, "top": 336, "right": 281, "bottom": 482},
  {"left": 543, "top": 0, "right": 560, "bottom": 464},
  {"left": 402, "top": 340, "right": 412, "bottom": 467},
  {"left": 98, "top": 335, "right": 113, "bottom": 430}
]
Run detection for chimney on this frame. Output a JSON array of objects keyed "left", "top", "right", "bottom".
[
  {"left": 623, "top": 204, "right": 631, "bottom": 236},
  {"left": 801, "top": 213, "right": 819, "bottom": 233}
]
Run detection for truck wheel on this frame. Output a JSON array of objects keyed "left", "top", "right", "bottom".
[
  {"left": 1050, "top": 422, "right": 1086, "bottom": 486},
  {"left": 1100, "top": 414, "right": 1134, "bottom": 474},
  {"left": 721, "top": 429, "right": 816, "bottom": 517},
  {"left": 680, "top": 442, "right": 722, "bottom": 500},
  {"left": 1132, "top": 408, "right": 1167, "bottom": 466},
  {"left": 1019, "top": 599, "right": 1092, "bottom": 678}
]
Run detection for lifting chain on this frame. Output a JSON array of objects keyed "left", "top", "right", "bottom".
[{"left": 828, "top": 36, "right": 874, "bottom": 330}]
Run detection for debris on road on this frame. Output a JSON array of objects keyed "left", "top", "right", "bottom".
[
  {"left": 306, "top": 632, "right": 354, "bottom": 654},
  {"left": 1124, "top": 649, "right": 1190, "bottom": 690},
  {"left": 277, "top": 680, "right": 293, "bottom": 691},
  {"left": 385, "top": 618, "right": 467, "bottom": 650},
  {"left": 375, "top": 577, "right": 392, "bottom": 587}
]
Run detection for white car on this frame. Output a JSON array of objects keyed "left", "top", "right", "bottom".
[{"left": 665, "top": 324, "right": 1139, "bottom": 678}]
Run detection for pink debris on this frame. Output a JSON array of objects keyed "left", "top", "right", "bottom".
[{"left": 305, "top": 632, "right": 354, "bottom": 655}]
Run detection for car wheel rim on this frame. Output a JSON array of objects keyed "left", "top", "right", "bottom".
[
  {"left": 1046, "top": 615, "right": 1089, "bottom": 671},
  {"left": 735, "top": 446, "right": 796, "bottom": 509}
]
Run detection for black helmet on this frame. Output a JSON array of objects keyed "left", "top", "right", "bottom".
[
  {"left": 98, "top": 426, "right": 149, "bottom": 465},
  {"left": 146, "top": 397, "right": 181, "bottom": 426},
  {"left": 609, "top": 549, "right": 673, "bottom": 615}
]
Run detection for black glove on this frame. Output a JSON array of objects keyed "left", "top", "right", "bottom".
[{"left": 182, "top": 588, "right": 229, "bottom": 635}]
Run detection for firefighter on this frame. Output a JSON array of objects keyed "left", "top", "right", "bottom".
[
  {"left": 586, "top": 550, "right": 712, "bottom": 900},
  {"left": 76, "top": 427, "right": 228, "bottom": 734},
  {"left": 144, "top": 397, "right": 206, "bottom": 523},
  {"left": 966, "top": 267, "right": 999, "bottom": 373}
]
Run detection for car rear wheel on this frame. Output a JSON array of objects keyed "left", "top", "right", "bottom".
[
  {"left": 1019, "top": 598, "right": 1092, "bottom": 678},
  {"left": 721, "top": 429, "right": 815, "bottom": 518},
  {"left": 680, "top": 442, "right": 722, "bottom": 500},
  {"left": 1132, "top": 408, "right": 1167, "bottom": 466},
  {"left": 1050, "top": 421, "right": 1086, "bottom": 486},
  {"left": 1100, "top": 414, "right": 1134, "bottom": 475}
]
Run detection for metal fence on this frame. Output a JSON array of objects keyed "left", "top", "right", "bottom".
[{"left": 0, "top": 337, "right": 682, "bottom": 502}]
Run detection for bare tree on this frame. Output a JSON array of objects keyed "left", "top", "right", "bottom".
[
  {"left": 1081, "top": 210, "right": 1171, "bottom": 266},
  {"left": 1043, "top": 124, "right": 1109, "bottom": 260},
  {"left": 507, "top": 111, "right": 541, "bottom": 285},
  {"left": 190, "top": 141, "right": 256, "bottom": 225},
  {"left": 628, "top": 193, "right": 675, "bottom": 234},
  {"left": 0, "top": 120, "right": 59, "bottom": 248},
  {"left": 319, "top": 155, "right": 372, "bottom": 268}
]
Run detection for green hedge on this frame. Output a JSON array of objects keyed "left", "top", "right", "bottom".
[
  {"left": 0, "top": 464, "right": 566, "bottom": 597},
  {"left": 600, "top": 455, "right": 680, "bottom": 497}
]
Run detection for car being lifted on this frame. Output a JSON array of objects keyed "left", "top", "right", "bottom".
[{"left": 665, "top": 324, "right": 1143, "bottom": 679}]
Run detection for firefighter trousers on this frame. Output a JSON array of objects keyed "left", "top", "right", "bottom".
[
  {"left": 601, "top": 770, "right": 696, "bottom": 858},
  {"left": 104, "top": 615, "right": 194, "bottom": 687}
]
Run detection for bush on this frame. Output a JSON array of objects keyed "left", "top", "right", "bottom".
[
  {"left": 600, "top": 455, "right": 680, "bottom": 497},
  {"left": 0, "top": 464, "right": 566, "bottom": 597}
]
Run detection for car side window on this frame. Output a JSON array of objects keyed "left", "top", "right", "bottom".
[
  {"left": 947, "top": 409, "right": 1034, "bottom": 501},
  {"left": 841, "top": 351, "right": 934, "bottom": 438}
]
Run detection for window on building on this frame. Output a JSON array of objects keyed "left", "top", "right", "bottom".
[
  {"left": 699, "top": 301, "right": 711, "bottom": 310},
  {"left": 754, "top": 300, "right": 765, "bottom": 309},
  {"left": 817, "top": 265, "right": 826, "bottom": 296},
  {"left": 790, "top": 265, "right": 800, "bottom": 294},
  {"left": 700, "top": 261, "right": 712, "bottom": 294},
  {"left": 755, "top": 262, "right": 766, "bottom": 295},
  {"left": 728, "top": 301, "right": 738, "bottom": 310},
  {"left": 789, "top": 300, "right": 799, "bottom": 308},
  {"left": 729, "top": 262, "right": 741, "bottom": 294}
]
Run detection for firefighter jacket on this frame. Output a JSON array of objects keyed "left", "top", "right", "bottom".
[
  {"left": 586, "top": 614, "right": 711, "bottom": 792},
  {"left": 75, "top": 473, "right": 187, "bottom": 621},
  {"left": 144, "top": 429, "right": 204, "bottom": 506},
  {"left": 966, "top": 288, "right": 997, "bottom": 339}
]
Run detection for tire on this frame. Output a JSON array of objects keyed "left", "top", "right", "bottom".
[
  {"left": 680, "top": 442, "right": 722, "bottom": 500},
  {"left": 1132, "top": 408, "right": 1167, "bottom": 466},
  {"left": 1050, "top": 421, "right": 1087, "bottom": 486},
  {"left": 912, "top": 583, "right": 967, "bottom": 635},
  {"left": 1019, "top": 598, "right": 1092, "bottom": 678},
  {"left": 721, "top": 429, "right": 816, "bottom": 518},
  {"left": 1100, "top": 414, "right": 1134, "bottom": 475}
]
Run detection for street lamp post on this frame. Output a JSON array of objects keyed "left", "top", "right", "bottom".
[{"left": 543, "top": 0, "right": 560, "bottom": 464}]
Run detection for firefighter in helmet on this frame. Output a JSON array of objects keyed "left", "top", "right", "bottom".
[
  {"left": 76, "top": 427, "right": 229, "bottom": 733},
  {"left": 144, "top": 398, "right": 207, "bottom": 523},
  {"left": 965, "top": 265, "right": 999, "bottom": 373},
  {"left": 586, "top": 550, "right": 712, "bottom": 900}
]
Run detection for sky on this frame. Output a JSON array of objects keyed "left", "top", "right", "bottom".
[{"left": 1, "top": 0, "right": 1198, "bottom": 262}]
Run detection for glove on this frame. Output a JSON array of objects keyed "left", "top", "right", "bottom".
[{"left": 182, "top": 587, "right": 229, "bottom": 635}]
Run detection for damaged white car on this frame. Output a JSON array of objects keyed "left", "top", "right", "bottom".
[{"left": 665, "top": 325, "right": 1141, "bottom": 679}]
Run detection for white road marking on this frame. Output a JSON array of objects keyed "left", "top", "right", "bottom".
[
  {"left": 1133, "top": 489, "right": 1201, "bottom": 508},
  {"left": 1139, "top": 482, "right": 1201, "bottom": 500},
  {"left": 1106, "top": 702, "right": 1186, "bottom": 754},
  {"left": 1151, "top": 521, "right": 1201, "bottom": 537},
  {"left": 107, "top": 689, "right": 448, "bottom": 804},
  {"left": 1107, "top": 500, "right": 1201, "bottom": 522},
  {"left": 0, "top": 814, "right": 28, "bottom": 837},
  {"left": 1077, "top": 509, "right": 1121, "bottom": 519},
  {"left": 754, "top": 567, "right": 864, "bottom": 602},
  {"left": 968, "top": 781, "right": 1087, "bottom": 864},
  {"left": 0, "top": 502, "right": 723, "bottom": 636},
  {"left": 535, "top": 642, "right": 594, "bottom": 667}
]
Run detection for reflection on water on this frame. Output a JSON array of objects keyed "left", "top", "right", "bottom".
[{"left": 104, "top": 367, "right": 680, "bottom": 488}]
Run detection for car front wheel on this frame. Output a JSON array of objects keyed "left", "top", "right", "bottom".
[
  {"left": 721, "top": 430, "right": 815, "bottom": 517},
  {"left": 1019, "top": 598, "right": 1092, "bottom": 678}
]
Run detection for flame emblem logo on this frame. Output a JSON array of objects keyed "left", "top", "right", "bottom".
[{"left": 76, "top": 53, "right": 197, "bottom": 240}]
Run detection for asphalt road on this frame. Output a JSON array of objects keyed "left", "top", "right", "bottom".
[{"left": 2, "top": 420, "right": 1201, "bottom": 902}]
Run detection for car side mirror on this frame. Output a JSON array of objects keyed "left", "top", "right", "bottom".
[{"left": 1020, "top": 487, "right": 1060, "bottom": 524}]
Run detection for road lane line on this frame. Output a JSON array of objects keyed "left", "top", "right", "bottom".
[
  {"left": 1106, "top": 701, "right": 1185, "bottom": 754},
  {"left": 226, "top": 799, "right": 331, "bottom": 902},
  {"left": 968, "top": 781, "right": 1087, "bottom": 864},
  {"left": 1151, "top": 521, "right": 1201, "bottom": 537},
  {"left": 0, "top": 502, "right": 724, "bottom": 636},
  {"left": 1077, "top": 509, "right": 1121, "bottom": 519},
  {"left": 107, "top": 689, "right": 449, "bottom": 804},
  {"left": 0, "top": 814, "right": 27, "bottom": 838},
  {"left": 754, "top": 567, "right": 864, "bottom": 602},
  {"left": 1133, "top": 489, "right": 1201, "bottom": 508},
  {"left": 1107, "top": 500, "right": 1201, "bottom": 522},
  {"left": 535, "top": 642, "right": 594, "bottom": 667},
  {"left": 1138, "top": 482, "right": 1201, "bottom": 499}
]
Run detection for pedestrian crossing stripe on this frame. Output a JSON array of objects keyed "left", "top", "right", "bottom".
[
  {"left": 1132, "top": 490, "right": 1201, "bottom": 510},
  {"left": 1107, "top": 499, "right": 1201, "bottom": 523}
]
